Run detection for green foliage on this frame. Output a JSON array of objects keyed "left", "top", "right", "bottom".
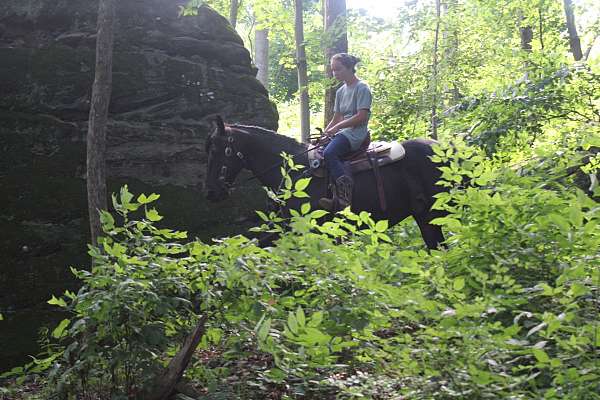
[{"left": 6, "top": 134, "right": 599, "bottom": 398}]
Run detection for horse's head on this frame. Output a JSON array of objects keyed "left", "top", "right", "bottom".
[{"left": 204, "top": 116, "right": 247, "bottom": 202}]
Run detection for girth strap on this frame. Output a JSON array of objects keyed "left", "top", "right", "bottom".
[{"left": 367, "top": 152, "right": 387, "bottom": 212}]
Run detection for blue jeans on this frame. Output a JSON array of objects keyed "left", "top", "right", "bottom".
[{"left": 323, "top": 134, "right": 351, "bottom": 181}]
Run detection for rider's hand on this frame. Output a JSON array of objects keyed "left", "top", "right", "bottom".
[{"left": 325, "top": 126, "right": 339, "bottom": 136}]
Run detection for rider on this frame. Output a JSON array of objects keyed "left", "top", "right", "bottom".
[{"left": 319, "top": 53, "right": 372, "bottom": 211}]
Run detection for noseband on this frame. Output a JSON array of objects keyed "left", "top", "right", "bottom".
[{"left": 216, "top": 128, "right": 249, "bottom": 189}]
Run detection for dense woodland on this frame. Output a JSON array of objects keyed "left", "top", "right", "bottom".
[{"left": 1, "top": 0, "right": 599, "bottom": 399}]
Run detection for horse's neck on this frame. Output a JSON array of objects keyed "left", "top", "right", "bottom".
[{"left": 244, "top": 133, "right": 308, "bottom": 189}]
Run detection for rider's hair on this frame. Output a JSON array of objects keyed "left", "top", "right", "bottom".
[{"left": 331, "top": 53, "right": 361, "bottom": 73}]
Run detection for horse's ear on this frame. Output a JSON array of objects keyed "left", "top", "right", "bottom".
[{"left": 214, "top": 115, "right": 226, "bottom": 136}]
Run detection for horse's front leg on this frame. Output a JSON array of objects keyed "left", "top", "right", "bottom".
[{"left": 414, "top": 213, "right": 445, "bottom": 250}]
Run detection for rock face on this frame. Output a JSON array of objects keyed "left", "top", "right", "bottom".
[{"left": 0, "top": 0, "right": 278, "bottom": 312}]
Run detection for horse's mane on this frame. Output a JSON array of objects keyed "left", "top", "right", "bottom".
[{"left": 228, "top": 124, "right": 306, "bottom": 152}]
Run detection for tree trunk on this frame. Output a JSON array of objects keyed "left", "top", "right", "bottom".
[
  {"left": 87, "top": 0, "right": 115, "bottom": 247},
  {"left": 538, "top": 6, "right": 545, "bottom": 51},
  {"left": 255, "top": 28, "right": 269, "bottom": 89},
  {"left": 520, "top": 26, "right": 533, "bottom": 51},
  {"left": 294, "top": 0, "right": 310, "bottom": 143},
  {"left": 429, "top": 0, "right": 441, "bottom": 140},
  {"left": 519, "top": 14, "right": 533, "bottom": 82},
  {"left": 148, "top": 315, "right": 209, "bottom": 400},
  {"left": 230, "top": 0, "right": 239, "bottom": 29},
  {"left": 563, "top": 0, "right": 583, "bottom": 61},
  {"left": 323, "top": 0, "right": 347, "bottom": 127}
]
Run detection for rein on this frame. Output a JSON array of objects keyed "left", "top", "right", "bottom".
[{"left": 223, "top": 126, "right": 329, "bottom": 184}]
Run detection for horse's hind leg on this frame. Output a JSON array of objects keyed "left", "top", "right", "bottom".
[{"left": 414, "top": 213, "right": 445, "bottom": 250}]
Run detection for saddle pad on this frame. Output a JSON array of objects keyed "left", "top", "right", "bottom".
[
  {"left": 308, "top": 140, "right": 406, "bottom": 177},
  {"left": 350, "top": 141, "right": 406, "bottom": 174}
]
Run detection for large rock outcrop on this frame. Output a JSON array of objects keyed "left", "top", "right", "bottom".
[{"left": 0, "top": 0, "right": 278, "bottom": 316}]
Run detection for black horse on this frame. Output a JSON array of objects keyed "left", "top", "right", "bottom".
[{"left": 204, "top": 116, "right": 447, "bottom": 249}]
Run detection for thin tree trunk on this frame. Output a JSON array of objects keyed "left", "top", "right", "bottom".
[
  {"left": 294, "top": 0, "right": 310, "bottom": 143},
  {"left": 563, "top": 0, "right": 583, "bottom": 61},
  {"left": 148, "top": 315, "right": 209, "bottom": 400},
  {"left": 430, "top": 0, "right": 441, "bottom": 140},
  {"left": 255, "top": 28, "right": 269, "bottom": 89},
  {"left": 520, "top": 26, "right": 533, "bottom": 51},
  {"left": 229, "top": 0, "right": 240, "bottom": 29},
  {"left": 584, "top": 34, "right": 598, "bottom": 61},
  {"left": 87, "top": 0, "right": 115, "bottom": 247},
  {"left": 323, "top": 0, "right": 347, "bottom": 127},
  {"left": 519, "top": 14, "right": 533, "bottom": 81},
  {"left": 538, "top": 6, "right": 545, "bottom": 51}
]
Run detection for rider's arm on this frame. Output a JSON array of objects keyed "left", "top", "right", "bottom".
[
  {"left": 325, "top": 112, "right": 344, "bottom": 133},
  {"left": 328, "top": 109, "right": 369, "bottom": 134}
]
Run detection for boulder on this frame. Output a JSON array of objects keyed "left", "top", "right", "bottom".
[{"left": 0, "top": 0, "right": 278, "bottom": 315}]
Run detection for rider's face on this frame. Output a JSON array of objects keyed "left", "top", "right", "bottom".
[{"left": 331, "top": 59, "right": 352, "bottom": 81}]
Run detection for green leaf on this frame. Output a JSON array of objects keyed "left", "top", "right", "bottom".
[
  {"left": 310, "top": 210, "right": 328, "bottom": 219},
  {"left": 293, "top": 191, "right": 309, "bottom": 198},
  {"left": 100, "top": 211, "right": 115, "bottom": 230},
  {"left": 287, "top": 312, "right": 299, "bottom": 335},
  {"left": 568, "top": 282, "right": 589, "bottom": 298},
  {"left": 430, "top": 217, "right": 462, "bottom": 230},
  {"left": 256, "top": 210, "right": 269, "bottom": 221},
  {"left": 359, "top": 211, "right": 371, "bottom": 223},
  {"left": 453, "top": 277, "right": 465, "bottom": 291},
  {"left": 0, "top": 313, "right": 3, "bottom": 321},
  {"left": 48, "top": 295, "right": 67, "bottom": 308},
  {"left": 257, "top": 318, "right": 271, "bottom": 342},
  {"left": 296, "top": 307, "right": 306, "bottom": 327},
  {"left": 120, "top": 185, "right": 134, "bottom": 205},
  {"left": 308, "top": 311, "right": 323, "bottom": 327},
  {"left": 146, "top": 208, "right": 163, "bottom": 222},
  {"left": 265, "top": 368, "right": 286, "bottom": 382},
  {"left": 295, "top": 177, "right": 311, "bottom": 191},
  {"left": 375, "top": 220, "right": 388, "bottom": 232},
  {"left": 301, "top": 202, "right": 311, "bottom": 215},
  {"left": 532, "top": 349, "right": 550, "bottom": 363},
  {"left": 137, "top": 193, "right": 160, "bottom": 204},
  {"left": 52, "top": 319, "right": 70, "bottom": 339}
]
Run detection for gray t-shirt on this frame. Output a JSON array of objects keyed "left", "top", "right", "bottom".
[{"left": 334, "top": 80, "right": 372, "bottom": 150}]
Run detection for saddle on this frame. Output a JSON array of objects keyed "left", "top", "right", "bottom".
[
  {"left": 308, "top": 135, "right": 406, "bottom": 178},
  {"left": 308, "top": 135, "right": 406, "bottom": 212}
]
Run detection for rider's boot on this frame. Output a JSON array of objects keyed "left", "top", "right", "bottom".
[
  {"left": 318, "top": 175, "right": 354, "bottom": 211},
  {"left": 318, "top": 184, "right": 337, "bottom": 211},
  {"left": 335, "top": 175, "right": 354, "bottom": 210}
]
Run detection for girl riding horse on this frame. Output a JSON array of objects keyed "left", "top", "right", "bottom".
[{"left": 319, "top": 53, "right": 372, "bottom": 211}]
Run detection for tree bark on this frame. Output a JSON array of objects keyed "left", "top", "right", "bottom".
[
  {"left": 148, "top": 315, "right": 209, "bottom": 400},
  {"left": 429, "top": 0, "right": 441, "bottom": 140},
  {"left": 229, "top": 0, "right": 240, "bottom": 29},
  {"left": 563, "top": 0, "right": 583, "bottom": 61},
  {"left": 255, "top": 28, "right": 269, "bottom": 89},
  {"left": 538, "top": 6, "right": 545, "bottom": 51},
  {"left": 520, "top": 26, "right": 533, "bottom": 52},
  {"left": 519, "top": 13, "right": 533, "bottom": 82},
  {"left": 294, "top": 0, "right": 310, "bottom": 143},
  {"left": 323, "top": 0, "right": 347, "bottom": 127},
  {"left": 584, "top": 34, "right": 598, "bottom": 61},
  {"left": 87, "top": 0, "right": 115, "bottom": 247}
]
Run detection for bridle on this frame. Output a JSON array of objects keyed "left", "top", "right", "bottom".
[
  {"left": 210, "top": 126, "right": 329, "bottom": 191},
  {"left": 215, "top": 127, "right": 249, "bottom": 189}
]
